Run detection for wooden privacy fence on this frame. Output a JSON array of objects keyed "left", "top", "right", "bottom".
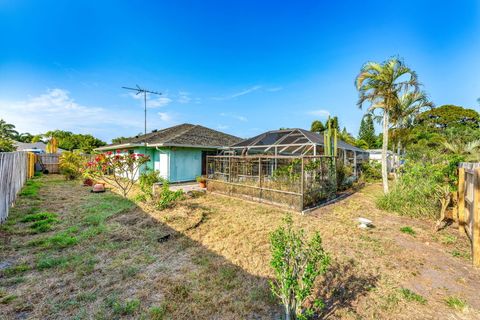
[
  {"left": 0, "top": 152, "right": 36, "bottom": 223},
  {"left": 38, "top": 154, "right": 60, "bottom": 173},
  {"left": 458, "top": 162, "right": 480, "bottom": 267}
]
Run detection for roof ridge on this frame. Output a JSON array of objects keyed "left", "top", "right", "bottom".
[{"left": 162, "top": 123, "right": 197, "bottom": 143}]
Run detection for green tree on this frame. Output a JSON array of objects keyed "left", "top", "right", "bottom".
[
  {"left": 358, "top": 114, "right": 376, "bottom": 148},
  {"left": 111, "top": 136, "right": 130, "bottom": 144},
  {"left": 310, "top": 120, "right": 325, "bottom": 133},
  {"left": 43, "top": 130, "right": 106, "bottom": 153},
  {"left": 0, "top": 119, "right": 18, "bottom": 139},
  {"left": 15, "top": 132, "right": 34, "bottom": 143},
  {"left": 356, "top": 57, "right": 420, "bottom": 193},
  {"left": 339, "top": 127, "right": 356, "bottom": 145},
  {"left": 416, "top": 105, "right": 479, "bottom": 130},
  {"left": 391, "top": 91, "right": 433, "bottom": 155},
  {"left": 0, "top": 137, "right": 16, "bottom": 152}
]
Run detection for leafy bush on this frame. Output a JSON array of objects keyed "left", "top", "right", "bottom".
[
  {"left": 269, "top": 214, "right": 330, "bottom": 320},
  {"left": 138, "top": 169, "right": 162, "bottom": 200},
  {"left": 336, "top": 161, "right": 353, "bottom": 190},
  {"left": 59, "top": 151, "right": 84, "bottom": 180},
  {"left": 154, "top": 180, "right": 184, "bottom": 210},
  {"left": 377, "top": 154, "right": 463, "bottom": 219},
  {"left": 361, "top": 161, "right": 382, "bottom": 182}
]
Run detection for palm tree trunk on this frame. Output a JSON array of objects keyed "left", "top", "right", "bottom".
[{"left": 382, "top": 111, "right": 389, "bottom": 194}]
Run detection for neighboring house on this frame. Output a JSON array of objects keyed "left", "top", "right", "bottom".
[
  {"left": 14, "top": 141, "right": 64, "bottom": 154},
  {"left": 366, "top": 149, "right": 399, "bottom": 172},
  {"left": 96, "top": 123, "right": 242, "bottom": 182}
]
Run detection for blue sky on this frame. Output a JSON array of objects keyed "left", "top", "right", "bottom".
[{"left": 0, "top": 0, "right": 479, "bottom": 142}]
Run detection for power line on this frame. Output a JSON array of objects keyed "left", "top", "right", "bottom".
[{"left": 122, "top": 85, "right": 162, "bottom": 152}]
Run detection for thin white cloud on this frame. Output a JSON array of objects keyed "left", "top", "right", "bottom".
[
  {"left": 128, "top": 92, "right": 172, "bottom": 108},
  {"left": 265, "top": 86, "right": 283, "bottom": 92},
  {"left": 308, "top": 109, "right": 331, "bottom": 118},
  {"left": 0, "top": 88, "right": 143, "bottom": 140},
  {"left": 220, "top": 112, "right": 248, "bottom": 122},
  {"left": 213, "top": 85, "right": 262, "bottom": 101},
  {"left": 217, "top": 124, "right": 229, "bottom": 130},
  {"left": 177, "top": 91, "right": 192, "bottom": 104},
  {"left": 158, "top": 112, "right": 173, "bottom": 122}
]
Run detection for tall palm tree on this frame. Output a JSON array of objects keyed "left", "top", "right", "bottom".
[
  {"left": 355, "top": 57, "right": 420, "bottom": 193},
  {"left": 391, "top": 91, "right": 433, "bottom": 156},
  {"left": 0, "top": 119, "right": 18, "bottom": 139}
]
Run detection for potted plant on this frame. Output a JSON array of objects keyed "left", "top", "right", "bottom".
[{"left": 196, "top": 176, "right": 207, "bottom": 188}]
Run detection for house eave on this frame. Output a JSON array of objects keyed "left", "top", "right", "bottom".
[
  {"left": 150, "top": 143, "right": 224, "bottom": 149},
  {"left": 95, "top": 143, "right": 143, "bottom": 151}
]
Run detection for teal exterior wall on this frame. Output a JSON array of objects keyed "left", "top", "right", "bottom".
[
  {"left": 116, "top": 146, "right": 210, "bottom": 183},
  {"left": 168, "top": 148, "right": 202, "bottom": 182}
]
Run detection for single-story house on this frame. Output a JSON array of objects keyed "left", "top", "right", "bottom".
[
  {"left": 366, "top": 149, "right": 399, "bottom": 172},
  {"left": 14, "top": 141, "right": 64, "bottom": 154},
  {"left": 96, "top": 123, "right": 242, "bottom": 182}
]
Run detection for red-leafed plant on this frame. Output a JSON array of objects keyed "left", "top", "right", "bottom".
[{"left": 84, "top": 150, "right": 150, "bottom": 197}]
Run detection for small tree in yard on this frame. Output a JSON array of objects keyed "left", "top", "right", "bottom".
[
  {"left": 84, "top": 151, "right": 150, "bottom": 197},
  {"left": 270, "top": 215, "right": 330, "bottom": 320}
]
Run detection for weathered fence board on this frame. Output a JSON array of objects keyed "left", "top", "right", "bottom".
[
  {"left": 38, "top": 154, "right": 60, "bottom": 173},
  {"left": 0, "top": 152, "right": 32, "bottom": 222},
  {"left": 458, "top": 163, "right": 480, "bottom": 267}
]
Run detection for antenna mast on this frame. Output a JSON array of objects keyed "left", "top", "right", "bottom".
[{"left": 122, "top": 85, "right": 162, "bottom": 152}]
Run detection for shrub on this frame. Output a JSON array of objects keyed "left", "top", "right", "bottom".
[
  {"left": 336, "top": 161, "right": 353, "bottom": 189},
  {"left": 59, "top": 151, "right": 84, "bottom": 180},
  {"left": 361, "top": 162, "right": 382, "bottom": 181},
  {"left": 138, "top": 170, "right": 162, "bottom": 200},
  {"left": 269, "top": 214, "right": 330, "bottom": 320},
  {"left": 154, "top": 180, "right": 184, "bottom": 210},
  {"left": 377, "top": 157, "right": 453, "bottom": 218}
]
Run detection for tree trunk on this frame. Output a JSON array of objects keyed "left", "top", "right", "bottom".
[{"left": 382, "top": 111, "right": 389, "bottom": 194}]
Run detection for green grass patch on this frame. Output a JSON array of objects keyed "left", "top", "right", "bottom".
[
  {"left": 47, "top": 232, "right": 78, "bottom": 248},
  {"left": 400, "top": 226, "right": 416, "bottom": 236},
  {"left": 36, "top": 255, "right": 69, "bottom": 270},
  {"left": 148, "top": 304, "right": 168, "bottom": 320},
  {"left": 19, "top": 179, "right": 42, "bottom": 197},
  {"left": 445, "top": 296, "right": 467, "bottom": 310},
  {"left": 105, "top": 295, "right": 141, "bottom": 316},
  {"left": 30, "top": 218, "right": 59, "bottom": 233},
  {"left": 441, "top": 234, "right": 457, "bottom": 245},
  {"left": 400, "top": 288, "right": 427, "bottom": 304},
  {"left": 21, "top": 212, "right": 57, "bottom": 222},
  {"left": 21, "top": 212, "right": 60, "bottom": 233},
  {"left": 451, "top": 250, "right": 470, "bottom": 259},
  {"left": 2, "top": 263, "right": 30, "bottom": 277},
  {"left": 82, "top": 194, "right": 135, "bottom": 226},
  {"left": 76, "top": 291, "right": 97, "bottom": 303},
  {"left": 0, "top": 294, "right": 18, "bottom": 304}
]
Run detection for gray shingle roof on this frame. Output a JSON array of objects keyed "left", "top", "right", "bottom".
[
  {"left": 98, "top": 123, "right": 242, "bottom": 150},
  {"left": 230, "top": 128, "right": 367, "bottom": 153}
]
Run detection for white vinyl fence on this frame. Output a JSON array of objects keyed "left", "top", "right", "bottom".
[{"left": 0, "top": 152, "right": 29, "bottom": 222}]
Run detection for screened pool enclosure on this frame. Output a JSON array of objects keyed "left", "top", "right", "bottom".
[{"left": 206, "top": 128, "right": 369, "bottom": 211}]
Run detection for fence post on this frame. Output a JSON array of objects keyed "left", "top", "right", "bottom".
[
  {"left": 473, "top": 168, "right": 480, "bottom": 267},
  {"left": 458, "top": 168, "right": 465, "bottom": 232},
  {"left": 258, "top": 157, "right": 262, "bottom": 201},
  {"left": 300, "top": 157, "right": 304, "bottom": 211}
]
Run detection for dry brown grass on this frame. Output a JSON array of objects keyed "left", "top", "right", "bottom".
[{"left": 1, "top": 175, "right": 480, "bottom": 319}]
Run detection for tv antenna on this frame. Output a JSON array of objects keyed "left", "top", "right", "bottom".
[{"left": 122, "top": 85, "right": 162, "bottom": 151}]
